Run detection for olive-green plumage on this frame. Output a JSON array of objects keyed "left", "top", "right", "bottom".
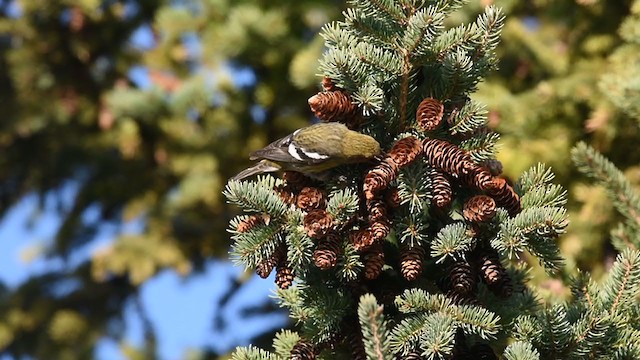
[{"left": 232, "top": 122, "right": 381, "bottom": 181}]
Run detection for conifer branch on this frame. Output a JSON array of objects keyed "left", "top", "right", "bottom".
[
  {"left": 358, "top": 294, "right": 391, "bottom": 359},
  {"left": 572, "top": 142, "right": 640, "bottom": 226}
]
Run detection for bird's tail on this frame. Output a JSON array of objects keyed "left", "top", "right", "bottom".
[{"left": 231, "top": 160, "right": 282, "bottom": 181}]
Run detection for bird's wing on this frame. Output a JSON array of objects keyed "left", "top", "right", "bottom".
[{"left": 250, "top": 132, "right": 329, "bottom": 165}]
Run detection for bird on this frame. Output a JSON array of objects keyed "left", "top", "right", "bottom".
[{"left": 232, "top": 122, "right": 381, "bottom": 181}]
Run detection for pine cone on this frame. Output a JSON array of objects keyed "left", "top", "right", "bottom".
[
  {"left": 429, "top": 169, "right": 453, "bottom": 208},
  {"left": 490, "top": 272, "right": 513, "bottom": 298},
  {"left": 446, "top": 290, "right": 481, "bottom": 307},
  {"left": 308, "top": 90, "right": 359, "bottom": 122},
  {"left": 416, "top": 97, "right": 444, "bottom": 132},
  {"left": 363, "top": 157, "right": 399, "bottom": 200},
  {"left": 291, "top": 340, "right": 317, "bottom": 360},
  {"left": 363, "top": 244, "right": 385, "bottom": 280},
  {"left": 275, "top": 266, "right": 294, "bottom": 289},
  {"left": 350, "top": 229, "right": 375, "bottom": 252},
  {"left": 423, "top": 138, "right": 474, "bottom": 176},
  {"left": 313, "top": 231, "right": 341, "bottom": 270},
  {"left": 459, "top": 163, "right": 493, "bottom": 190},
  {"left": 400, "top": 244, "right": 425, "bottom": 281},
  {"left": 283, "top": 171, "right": 313, "bottom": 190},
  {"left": 463, "top": 195, "right": 497, "bottom": 223},
  {"left": 370, "top": 219, "right": 391, "bottom": 242},
  {"left": 274, "top": 184, "right": 297, "bottom": 205},
  {"left": 321, "top": 76, "right": 337, "bottom": 92},
  {"left": 389, "top": 136, "right": 422, "bottom": 168},
  {"left": 384, "top": 187, "right": 401, "bottom": 209},
  {"left": 486, "top": 177, "right": 521, "bottom": 216},
  {"left": 449, "top": 259, "right": 477, "bottom": 296},
  {"left": 478, "top": 251, "right": 503, "bottom": 286},
  {"left": 478, "top": 250, "right": 512, "bottom": 297},
  {"left": 255, "top": 246, "right": 284, "bottom": 279},
  {"left": 367, "top": 198, "right": 388, "bottom": 223},
  {"left": 304, "top": 209, "right": 334, "bottom": 239},
  {"left": 297, "top": 187, "right": 326, "bottom": 211},
  {"left": 235, "top": 214, "right": 264, "bottom": 233},
  {"left": 403, "top": 352, "right": 424, "bottom": 360},
  {"left": 346, "top": 325, "right": 366, "bottom": 360}
]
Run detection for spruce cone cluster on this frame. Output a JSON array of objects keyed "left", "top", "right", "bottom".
[
  {"left": 443, "top": 248, "right": 514, "bottom": 302},
  {"left": 422, "top": 137, "right": 520, "bottom": 215},
  {"left": 297, "top": 187, "right": 326, "bottom": 211}
]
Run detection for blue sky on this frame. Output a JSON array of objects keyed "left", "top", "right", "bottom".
[{"left": 0, "top": 183, "right": 287, "bottom": 359}]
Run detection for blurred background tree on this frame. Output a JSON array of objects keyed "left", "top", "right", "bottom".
[
  {"left": 0, "top": 0, "right": 638, "bottom": 359},
  {"left": 0, "top": 0, "right": 340, "bottom": 358}
]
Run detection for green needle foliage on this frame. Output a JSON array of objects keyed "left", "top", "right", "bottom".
[{"left": 225, "top": 1, "right": 639, "bottom": 359}]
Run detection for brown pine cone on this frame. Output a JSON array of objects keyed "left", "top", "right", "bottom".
[
  {"left": 416, "top": 97, "right": 444, "bottom": 132},
  {"left": 400, "top": 244, "right": 425, "bottom": 281},
  {"left": 384, "top": 187, "right": 401, "bottom": 209},
  {"left": 459, "top": 163, "right": 493, "bottom": 190},
  {"left": 463, "top": 195, "right": 497, "bottom": 223},
  {"left": 363, "top": 244, "right": 385, "bottom": 280},
  {"left": 308, "top": 90, "right": 359, "bottom": 122},
  {"left": 363, "top": 157, "right": 399, "bottom": 200},
  {"left": 291, "top": 340, "right": 317, "bottom": 360},
  {"left": 370, "top": 219, "right": 391, "bottom": 242},
  {"left": 477, "top": 250, "right": 512, "bottom": 297},
  {"left": 423, "top": 138, "right": 474, "bottom": 176},
  {"left": 345, "top": 325, "right": 366, "bottom": 360},
  {"left": 446, "top": 290, "right": 481, "bottom": 307},
  {"left": 275, "top": 266, "right": 294, "bottom": 289},
  {"left": 304, "top": 209, "right": 334, "bottom": 239},
  {"left": 313, "top": 231, "right": 342, "bottom": 270},
  {"left": 283, "top": 171, "right": 313, "bottom": 190},
  {"left": 297, "top": 187, "right": 326, "bottom": 211},
  {"left": 350, "top": 229, "right": 375, "bottom": 252},
  {"left": 478, "top": 251, "right": 503, "bottom": 286},
  {"left": 321, "top": 76, "right": 337, "bottom": 92},
  {"left": 235, "top": 214, "right": 264, "bottom": 233},
  {"left": 486, "top": 177, "right": 521, "bottom": 216},
  {"left": 274, "top": 184, "right": 297, "bottom": 205},
  {"left": 449, "top": 259, "right": 477, "bottom": 296},
  {"left": 255, "top": 246, "right": 282, "bottom": 279},
  {"left": 429, "top": 169, "right": 453, "bottom": 209},
  {"left": 367, "top": 198, "right": 388, "bottom": 223},
  {"left": 403, "top": 352, "right": 424, "bottom": 360},
  {"left": 388, "top": 136, "right": 422, "bottom": 168}
]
